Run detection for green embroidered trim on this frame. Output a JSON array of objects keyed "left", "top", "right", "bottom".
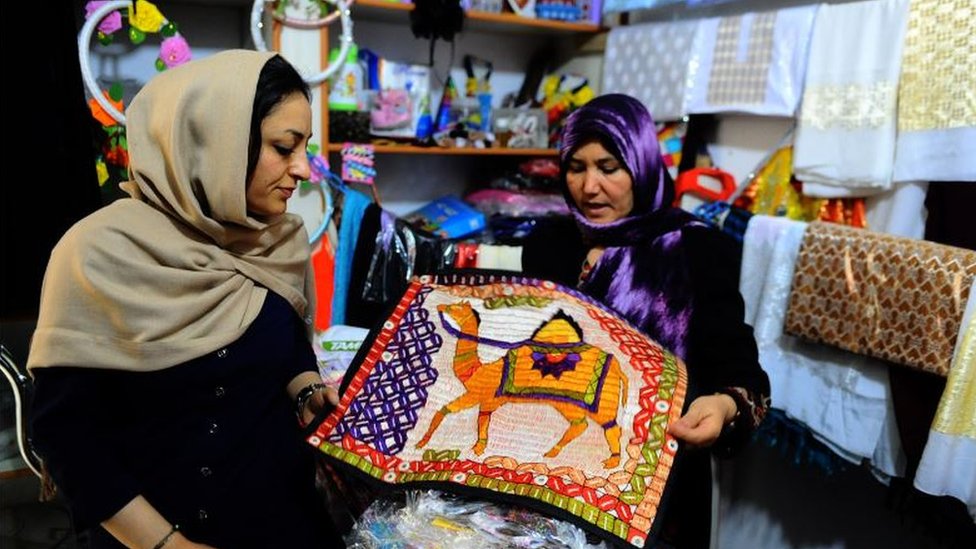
[
  {"left": 483, "top": 296, "right": 554, "bottom": 309},
  {"left": 422, "top": 449, "right": 461, "bottom": 462}
]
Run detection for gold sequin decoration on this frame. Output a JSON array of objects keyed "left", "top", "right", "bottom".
[
  {"left": 897, "top": 0, "right": 976, "bottom": 131},
  {"left": 734, "top": 146, "right": 825, "bottom": 220},
  {"left": 932, "top": 313, "right": 976, "bottom": 437}
]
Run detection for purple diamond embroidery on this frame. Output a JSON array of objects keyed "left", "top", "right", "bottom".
[{"left": 328, "top": 287, "right": 442, "bottom": 455}]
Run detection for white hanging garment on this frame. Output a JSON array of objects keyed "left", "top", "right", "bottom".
[
  {"left": 863, "top": 180, "right": 928, "bottom": 239},
  {"left": 915, "top": 279, "right": 976, "bottom": 519},
  {"left": 740, "top": 215, "right": 901, "bottom": 474},
  {"left": 686, "top": 5, "right": 817, "bottom": 117},
  {"left": 793, "top": 0, "right": 911, "bottom": 196},
  {"left": 603, "top": 20, "right": 699, "bottom": 122},
  {"left": 892, "top": 0, "right": 976, "bottom": 182}
]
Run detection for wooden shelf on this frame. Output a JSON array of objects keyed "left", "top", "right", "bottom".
[
  {"left": 327, "top": 143, "right": 557, "bottom": 156},
  {"left": 352, "top": 0, "right": 602, "bottom": 35},
  {"left": 0, "top": 466, "right": 32, "bottom": 480}
]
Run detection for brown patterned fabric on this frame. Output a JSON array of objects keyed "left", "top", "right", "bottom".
[{"left": 784, "top": 222, "right": 976, "bottom": 376}]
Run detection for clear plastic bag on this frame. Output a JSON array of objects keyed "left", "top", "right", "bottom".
[{"left": 344, "top": 490, "right": 608, "bottom": 549}]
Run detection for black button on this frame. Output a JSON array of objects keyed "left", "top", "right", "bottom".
[
  {"left": 216, "top": 348, "right": 228, "bottom": 358},
  {"left": 208, "top": 422, "right": 218, "bottom": 435},
  {"left": 198, "top": 509, "right": 208, "bottom": 521},
  {"left": 200, "top": 467, "right": 212, "bottom": 477},
  {"left": 214, "top": 386, "right": 225, "bottom": 398}
]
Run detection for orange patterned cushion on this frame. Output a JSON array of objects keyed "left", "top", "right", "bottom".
[{"left": 785, "top": 222, "right": 976, "bottom": 376}]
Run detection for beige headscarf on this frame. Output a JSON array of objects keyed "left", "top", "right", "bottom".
[{"left": 28, "top": 50, "right": 314, "bottom": 372}]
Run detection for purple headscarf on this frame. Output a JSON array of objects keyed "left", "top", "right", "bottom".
[{"left": 561, "top": 94, "right": 702, "bottom": 360}]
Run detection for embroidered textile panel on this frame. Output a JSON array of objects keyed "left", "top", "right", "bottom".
[
  {"left": 309, "top": 274, "right": 689, "bottom": 548},
  {"left": 603, "top": 21, "right": 698, "bottom": 122},
  {"left": 784, "top": 222, "right": 976, "bottom": 377}
]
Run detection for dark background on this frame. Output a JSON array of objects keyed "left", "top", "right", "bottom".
[{"left": 1, "top": 2, "right": 102, "bottom": 323}]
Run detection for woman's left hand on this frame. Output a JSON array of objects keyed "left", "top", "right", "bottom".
[
  {"left": 667, "top": 394, "right": 737, "bottom": 448},
  {"left": 300, "top": 385, "right": 339, "bottom": 427},
  {"left": 288, "top": 372, "right": 341, "bottom": 427}
]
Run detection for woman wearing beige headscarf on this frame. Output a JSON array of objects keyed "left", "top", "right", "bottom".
[{"left": 28, "top": 50, "right": 339, "bottom": 548}]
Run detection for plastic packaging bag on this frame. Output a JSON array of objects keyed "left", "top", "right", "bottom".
[{"left": 344, "top": 490, "right": 608, "bottom": 549}]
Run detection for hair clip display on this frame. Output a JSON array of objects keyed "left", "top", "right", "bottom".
[{"left": 341, "top": 143, "right": 376, "bottom": 185}]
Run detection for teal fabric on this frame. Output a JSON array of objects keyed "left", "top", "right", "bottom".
[{"left": 331, "top": 188, "right": 372, "bottom": 325}]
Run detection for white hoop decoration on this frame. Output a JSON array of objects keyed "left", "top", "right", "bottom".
[
  {"left": 267, "top": 1, "right": 345, "bottom": 29},
  {"left": 250, "top": 0, "right": 355, "bottom": 86},
  {"left": 78, "top": 0, "right": 133, "bottom": 125},
  {"left": 306, "top": 180, "right": 334, "bottom": 245}
]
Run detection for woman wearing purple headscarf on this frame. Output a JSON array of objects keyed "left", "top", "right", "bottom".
[{"left": 560, "top": 94, "right": 770, "bottom": 547}]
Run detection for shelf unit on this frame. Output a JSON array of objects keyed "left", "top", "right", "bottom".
[
  {"left": 326, "top": 143, "right": 558, "bottom": 156},
  {"left": 275, "top": 2, "right": 602, "bottom": 156},
  {"left": 353, "top": 0, "right": 603, "bottom": 35}
]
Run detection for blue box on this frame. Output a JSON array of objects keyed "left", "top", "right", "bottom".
[{"left": 405, "top": 195, "right": 486, "bottom": 239}]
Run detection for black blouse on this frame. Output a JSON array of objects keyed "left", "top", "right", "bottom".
[
  {"left": 524, "top": 222, "right": 770, "bottom": 548},
  {"left": 31, "top": 291, "right": 335, "bottom": 548}
]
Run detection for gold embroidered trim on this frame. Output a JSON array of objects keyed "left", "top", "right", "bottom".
[{"left": 800, "top": 82, "right": 897, "bottom": 130}]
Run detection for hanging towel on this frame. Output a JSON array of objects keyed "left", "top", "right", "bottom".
[
  {"left": 603, "top": 20, "right": 699, "bottom": 122},
  {"left": 785, "top": 222, "right": 976, "bottom": 376},
  {"left": 741, "top": 216, "right": 899, "bottom": 472},
  {"left": 331, "top": 189, "right": 372, "bottom": 326},
  {"left": 686, "top": 5, "right": 817, "bottom": 117},
  {"left": 915, "top": 279, "right": 976, "bottom": 519},
  {"left": 892, "top": 0, "right": 976, "bottom": 182},
  {"left": 793, "top": 0, "right": 911, "bottom": 195}
]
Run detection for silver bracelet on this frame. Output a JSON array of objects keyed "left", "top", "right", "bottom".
[
  {"left": 152, "top": 524, "right": 179, "bottom": 549},
  {"left": 295, "top": 382, "right": 328, "bottom": 418}
]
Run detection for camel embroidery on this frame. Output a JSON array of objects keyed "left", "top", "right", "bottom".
[{"left": 416, "top": 301, "right": 628, "bottom": 468}]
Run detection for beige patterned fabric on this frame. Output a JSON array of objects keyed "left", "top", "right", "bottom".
[
  {"left": 707, "top": 13, "right": 776, "bottom": 105},
  {"left": 784, "top": 222, "right": 976, "bottom": 377}
]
